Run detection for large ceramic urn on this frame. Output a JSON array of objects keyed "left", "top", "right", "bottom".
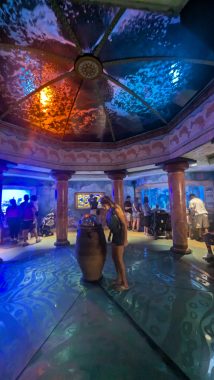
[{"left": 75, "top": 216, "right": 107, "bottom": 282}]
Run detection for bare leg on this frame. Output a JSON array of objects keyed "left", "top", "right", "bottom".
[
  {"left": 32, "top": 226, "right": 41, "bottom": 243},
  {"left": 114, "top": 245, "right": 129, "bottom": 288},
  {"left": 197, "top": 230, "right": 201, "bottom": 240},
  {"left": 189, "top": 224, "right": 193, "bottom": 239},
  {"left": 22, "top": 228, "right": 30, "bottom": 246},
  {"left": 128, "top": 215, "right": 132, "bottom": 230},
  {"left": 33, "top": 227, "right": 38, "bottom": 240},
  {"left": 136, "top": 218, "right": 140, "bottom": 232},
  {"left": 112, "top": 245, "right": 122, "bottom": 284},
  {"left": 132, "top": 219, "right": 136, "bottom": 231}
]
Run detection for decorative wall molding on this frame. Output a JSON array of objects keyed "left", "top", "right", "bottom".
[
  {"left": 0, "top": 93, "right": 213, "bottom": 171},
  {"left": 168, "top": 93, "right": 214, "bottom": 158}
]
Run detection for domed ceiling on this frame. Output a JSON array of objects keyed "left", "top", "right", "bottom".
[{"left": 0, "top": 0, "right": 213, "bottom": 143}]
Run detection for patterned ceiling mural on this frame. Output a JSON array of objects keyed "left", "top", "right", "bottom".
[{"left": 0, "top": 0, "right": 213, "bottom": 142}]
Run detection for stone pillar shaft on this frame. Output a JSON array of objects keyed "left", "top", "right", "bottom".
[
  {"left": 0, "top": 172, "right": 3, "bottom": 215},
  {"left": 52, "top": 171, "right": 75, "bottom": 246},
  {"left": 163, "top": 160, "right": 191, "bottom": 254},
  {"left": 105, "top": 170, "right": 127, "bottom": 209},
  {"left": 0, "top": 160, "right": 10, "bottom": 246},
  {"left": 56, "top": 179, "right": 69, "bottom": 244},
  {"left": 112, "top": 179, "right": 124, "bottom": 208},
  {"left": 0, "top": 172, "right": 3, "bottom": 245}
]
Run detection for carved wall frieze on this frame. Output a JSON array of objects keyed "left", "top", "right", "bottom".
[{"left": 0, "top": 93, "right": 213, "bottom": 170}]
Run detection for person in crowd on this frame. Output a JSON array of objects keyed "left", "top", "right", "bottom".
[
  {"left": 189, "top": 194, "right": 209, "bottom": 241},
  {"left": 30, "top": 195, "right": 38, "bottom": 213},
  {"left": 93, "top": 197, "right": 98, "bottom": 213},
  {"left": 19, "top": 194, "right": 30, "bottom": 238},
  {"left": 0, "top": 209, "right": 4, "bottom": 225},
  {"left": 0, "top": 208, "right": 4, "bottom": 246},
  {"left": 30, "top": 195, "right": 39, "bottom": 236},
  {"left": 6, "top": 199, "right": 20, "bottom": 243},
  {"left": 186, "top": 208, "right": 194, "bottom": 239},
  {"left": 142, "top": 196, "right": 152, "bottom": 236},
  {"left": 19, "top": 194, "right": 41, "bottom": 246},
  {"left": 88, "top": 194, "right": 98, "bottom": 216},
  {"left": 19, "top": 194, "right": 30, "bottom": 212},
  {"left": 132, "top": 197, "right": 142, "bottom": 232},
  {"left": 99, "top": 204, "right": 106, "bottom": 228},
  {"left": 124, "top": 195, "right": 132, "bottom": 230},
  {"left": 96, "top": 199, "right": 102, "bottom": 224},
  {"left": 203, "top": 232, "right": 214, "bottom": 261},
  {"left": 100, "top": 195, "right": 129, "bottom": 291}
]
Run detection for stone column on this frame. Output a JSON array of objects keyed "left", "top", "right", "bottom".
[
  {"left": 0, "top": 160, "right": 9, "bottom": 246},
  {"left": 52, "top": 170, "right": 75, "bottom": 246},
  {"left": 162, "top": 158, "right": 192, "bottom": 254},
  {"left": 105, "top": 170, "right": 127, "bottom": 208}
]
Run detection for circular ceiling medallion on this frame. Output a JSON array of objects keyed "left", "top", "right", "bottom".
[{"left": 74, "top": 55, "right": 103, "bottom": 80}]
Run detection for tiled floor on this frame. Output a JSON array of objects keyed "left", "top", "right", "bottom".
[{"left": 0, "top": 232, "right": 214, "bottom": 380}]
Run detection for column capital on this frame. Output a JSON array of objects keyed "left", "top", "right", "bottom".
[
  {"left": 105, "top": 169, "right": 127, "bottom": 181},
  {"left": 156, "top": 158, "right": 196, "bottom": 173},
  {"left": 51, "top": 170, "right": 75, "bottom": 181}
]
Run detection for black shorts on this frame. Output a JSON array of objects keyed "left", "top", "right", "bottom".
[
  {"left": 112, "top": 225, "right": 126, "bottom": 246},
  {"left": 144, "top": 216, "right": 151, "bottom": 227},
  {"left": 204, "top": 233, "right": 214, "bottom": 246}
]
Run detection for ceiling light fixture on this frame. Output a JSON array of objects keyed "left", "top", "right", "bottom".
[{"left": 74, "top": 55, "right": 103, "bottom": 80}]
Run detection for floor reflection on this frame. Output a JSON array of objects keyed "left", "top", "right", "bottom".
[
  {"left": 0, "top": 247, "right": 82, "bottom": 380},
  {"left": 19, "top": 287, "right": 182, "bottom": 380},
  {"left": 0, "top": 233, "right": 214, "bottom": 380},
  {"left": 101, "top": 242, "right": 214, "bottom": 380}
]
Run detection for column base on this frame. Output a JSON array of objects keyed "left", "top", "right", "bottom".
[
  {"left": 54, "top": 240, "right": 70, "bottom": 247},
  {"left": 170, "top": 246, "right": 192, "bottom": 255}
]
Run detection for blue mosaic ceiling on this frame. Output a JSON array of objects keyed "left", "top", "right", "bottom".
[{"left": 0, "top": 0, "right": 213, "bottom": 142}]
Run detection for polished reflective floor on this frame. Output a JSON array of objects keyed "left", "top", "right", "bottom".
[{"left": 0, "top": 232, "right": 214, "bottom": 380}]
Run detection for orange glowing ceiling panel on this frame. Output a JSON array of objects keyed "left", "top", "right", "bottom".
[
  {"left": 0, "top": 47, "right": 73, "bottom": 114},
  {"left": 9, "top": 77, "right": 81, "bottom": 137}
]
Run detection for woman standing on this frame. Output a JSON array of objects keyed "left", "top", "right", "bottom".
[
  {"left": 142, "top": 196, "right": 151, "bottom": 236},
  {"left": 132, "top": 197, "right": 142, "bottom": 232},
  {"left": 6, "top": 199, "right": 20, "bottom": 243},
  {"left": 100, "top": 196, "right": 129, "bottom": 291}
]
